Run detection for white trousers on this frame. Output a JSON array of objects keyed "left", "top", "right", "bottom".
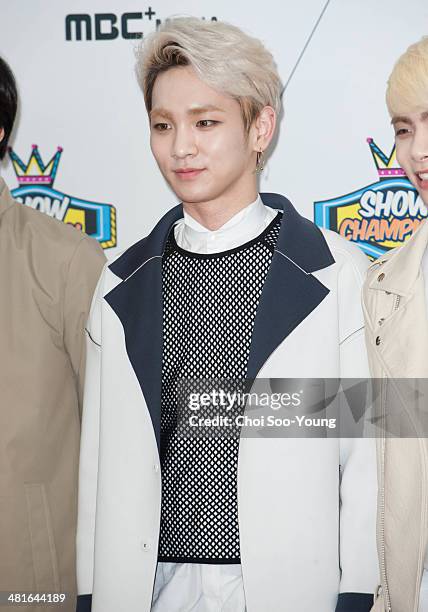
[{"left": 151, "top": 563, "right": 246, "bottom": 612}]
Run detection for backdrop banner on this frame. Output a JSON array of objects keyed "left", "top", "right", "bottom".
[{"left": 1, "top": 0, "right": 427, "bottom": 260}]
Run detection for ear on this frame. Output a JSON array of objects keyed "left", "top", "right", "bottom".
[
  {"left": 0, "top": 127, "right": 4, "bottom": 144},
  {"left": 250, "top": 106, "right": 276, "bottom": 153}
]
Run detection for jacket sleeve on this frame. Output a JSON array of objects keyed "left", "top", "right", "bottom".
[
  {"left": 63, "top": 236, "right": 106, "bottom": 419},
  {"left": 335, "top": 244, "right": 379, "bottom": 611},
  {"left": 76, "top": 269, "right": 106, "bottom": 606}
]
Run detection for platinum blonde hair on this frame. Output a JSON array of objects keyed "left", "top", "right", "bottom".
[
  {"left": 135, "top": 16, "right": 282, "bottom": 133},
  {"left": 386, "top": 36, "right": 428, "bottom": 116}
]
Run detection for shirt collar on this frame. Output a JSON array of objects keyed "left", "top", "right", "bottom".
[
  {"left": 175, "top": 194, "right": 273, "bottom": 254},
  {"left": 109, "top": 192, "right": 335, "bottom": 281}
]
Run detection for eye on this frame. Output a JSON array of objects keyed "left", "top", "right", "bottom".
[
  {"left": 395, "top": 127, "right": 411, "bottom": 137},
  {"left": 196, "top": 119, "right": 219, "bottom": 128},
  {"left": 153, "top": 122, "right": 171, "bottom": 131}
]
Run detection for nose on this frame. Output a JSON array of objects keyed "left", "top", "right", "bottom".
[
  {"left": 171, "top": 125, "right": 198, "bottom": 160},
  {"left": 410, "top": 128, "right": 428, "bottom": 163}
]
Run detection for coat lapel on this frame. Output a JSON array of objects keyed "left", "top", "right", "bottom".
[
  {"left": 246, "top": 193, "right": 334, "bottom": 378},
  {"left": 104, "top": 206, "right": 183, "bottom": 451},
  {"left": 104, "top": 194, "right": 335, "bottom": 450}
]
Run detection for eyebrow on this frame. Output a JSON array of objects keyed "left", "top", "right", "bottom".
[
  {"left": 149, "top": 105, "right": 225, "bottom": 120},
  {"left": 391, "top": 116, "right": 413, "bottom": 126},
  {"left": 187, "top": 105, "right": 226, "bottom": 116},
  {"left": 391, "top": 111, "right": 428, "bottom": 126}
]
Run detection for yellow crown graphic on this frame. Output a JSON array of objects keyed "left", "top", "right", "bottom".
[
  {"left": 8, "top": 145, "right": 63, "bottom": 186},
  {"left": 367, "top": 137, "right": 405, "bottom": 179}
]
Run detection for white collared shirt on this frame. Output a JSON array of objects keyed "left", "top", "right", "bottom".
[
  {"left": 173, "top": 194, "right": 277, "bottom": 254},
  {"left": 152, "top": 195, "right": 278, "bottom": 612}
]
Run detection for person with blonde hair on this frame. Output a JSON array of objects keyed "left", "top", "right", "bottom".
[
  {"left": 363, "top": 36, "right": 428, "bottom": 612},
  {"left": 77, "top": 16, "right": 378, "bottom": 612}
]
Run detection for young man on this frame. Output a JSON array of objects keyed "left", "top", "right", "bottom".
[
  {"left": 363, "top": 37, "right": 428, "bottom": 612},
  {"left": 77, "top": 17, "right": 378, "bottom": 612},
  {"left": 0, "top": 57, "right": 105, "bottom": 612}
]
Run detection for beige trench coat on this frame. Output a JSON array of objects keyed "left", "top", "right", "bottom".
[
  {"left": 0, "top": 178, "right": 105, "bottom": 611},
  {"left": 363, "top": 219, "right": 428, "bottom": 612}
]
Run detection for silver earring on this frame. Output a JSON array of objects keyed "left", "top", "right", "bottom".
[{"left": 255, "top": 150, "right": 265, "bottom": 173}]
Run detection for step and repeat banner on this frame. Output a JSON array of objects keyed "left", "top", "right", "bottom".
[{"left": 1, "top": 0, "right": 427, "bottom": 260}]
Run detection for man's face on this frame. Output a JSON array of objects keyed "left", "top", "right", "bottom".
[
  {"left": 149, "top": 66, "right": 256, "bottom": 207},
  {"left": 393, "top": 110, "right": 428, "bottom": 204}
]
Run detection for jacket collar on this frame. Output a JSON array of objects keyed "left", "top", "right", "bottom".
[
  {"left": 109, "top": 192, "right": 334, "bottom": 280},
  {"left": 0, "top": 178, "right": 15, "bottom": 218},
  {"left": 105, "top": 192, "right": 335, "bottom": 452},
  {"left": 368, "top": 217, "right": 428, "bottom": 296}
]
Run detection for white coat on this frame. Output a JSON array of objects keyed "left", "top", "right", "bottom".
[{"left": 76, "top": 193, "right": 379, "bottom": 612}]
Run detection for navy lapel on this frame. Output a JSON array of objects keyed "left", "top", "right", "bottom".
[
  {"left": 104, "top": 205, "right": 183, "bottom": 451},
  {"left": 246, "top": 193, "right": 335, "bottom": 379},
  {"left": 104, "top": 193, "right": 335, "bottom": 450}
]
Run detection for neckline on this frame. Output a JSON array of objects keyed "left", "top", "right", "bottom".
[{"left": 168, "top": 211, "right": 282, "bottom": 260}]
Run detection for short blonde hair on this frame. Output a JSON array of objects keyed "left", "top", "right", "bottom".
[
  {"left": 386, "top": 36, "right": 428, "bottom": 116},
  {"left": 135, "top": 16, "right": 282, "bottom": 133}
]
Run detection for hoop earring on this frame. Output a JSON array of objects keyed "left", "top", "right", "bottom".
[{"left": 255, "top": 149, "right": 265, "bottom": 173}]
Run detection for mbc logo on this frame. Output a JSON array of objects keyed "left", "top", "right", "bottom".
[
  {"left": 65, "top": 11, "right": 217, "bottom": 41},
  {"left": 66, "top": 10, "right": 157, "bottom": 41}
]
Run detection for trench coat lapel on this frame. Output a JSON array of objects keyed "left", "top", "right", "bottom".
[
  {"left": 366, "top": 218, "right": 428, "bottom": 378},
  {"left": 104, "top": 193, "right": 335, "bottom": 451}
]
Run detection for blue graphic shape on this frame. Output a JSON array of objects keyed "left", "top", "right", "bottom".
[
  {"left": 11, "top": 185, "right": 114, "bottom": 244},
  {"left": 314, "top": 178, "right": 419, "bottom": 258}
]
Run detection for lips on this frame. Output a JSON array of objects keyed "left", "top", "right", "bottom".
[
  {"left": 174, "top": 168, "right": 205, "bottom": 180},
  {"left": 415, "top": 170, "right": 428, "bottom": 189}
]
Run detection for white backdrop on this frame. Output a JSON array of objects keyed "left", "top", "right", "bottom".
[{"left": 1, "top": 0, "right": 427, "bottom": 259}]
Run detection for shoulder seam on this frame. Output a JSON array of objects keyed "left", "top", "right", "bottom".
[
  {"left": 340, "top": 326, "right": 364, "bottom": 346},
  {"left": 327, "top": 243, "right": 367, "bottom": 284},
  {"left": 61, "top": 234, "right": 90, "bottom": 342}
]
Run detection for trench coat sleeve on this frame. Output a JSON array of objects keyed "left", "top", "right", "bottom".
[
  {"left": 334, "top": 245, "right": 379, "bottom": 611},
  {"left": 76, "top": 269, "right": 107, "bottom": 605},
  {"left": 63, "top": 236, "right": 106, "bottom": 419}
]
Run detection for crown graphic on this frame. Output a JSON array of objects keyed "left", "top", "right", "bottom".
[
  {"left": 367, "top": 137, "right": 405, "bottom": 179},
  {"left": 8, "top": 145, "right": 63, "bottom": 186}
]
